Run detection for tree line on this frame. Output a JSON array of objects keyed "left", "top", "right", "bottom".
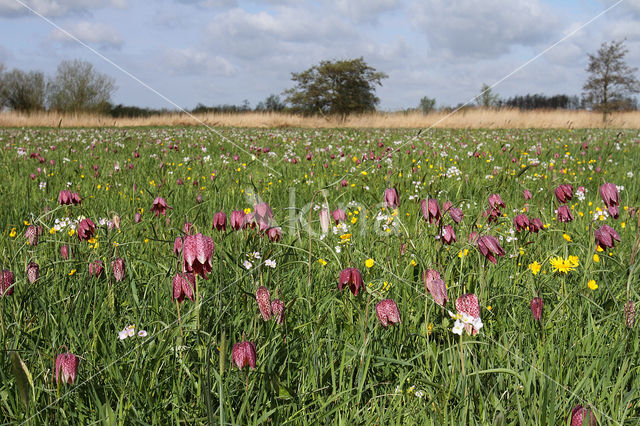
[
  {"left": 1, "top": 40, "right": 638, "bottom": 121},
  {"left": 0, "top": 59, "right": 116, "bottom": 113}
]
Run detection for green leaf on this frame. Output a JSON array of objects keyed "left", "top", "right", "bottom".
[{"left": 10, "top": 352, "right": 34, "bottom": 410}]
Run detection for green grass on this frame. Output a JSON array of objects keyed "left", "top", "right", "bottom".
[{"left": 0, "top": 127, "right": 639, "bottom": 424}]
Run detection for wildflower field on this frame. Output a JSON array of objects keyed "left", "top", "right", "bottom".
[{"left": 0, "top": 126, "right": 639, "bottom": 424}]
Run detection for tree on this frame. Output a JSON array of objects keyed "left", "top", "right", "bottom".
[
  {"left": 476, "top": 83, "right": 499, "bottom": 108},
  {"left": 284, "top": 58, "right": 387, "bottom": 116},
  {"left": 419, "top": 96, "right": 436, "bottom": 114},
  {"left": 255, "top": 94, "right": 285, "bottom": 112},
  {"left": 48, "top": 59, "right": 116, "bottom": 113},
  {"left": 583, "top": 40, "right": 640, "bottom": 121},
  {"left": 0, "top": 68, "right": 47, "bottom": 111}
]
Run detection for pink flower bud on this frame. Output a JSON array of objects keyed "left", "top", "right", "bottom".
[{"left": 271, "top": 299, "right": 285, "bottom": 325}]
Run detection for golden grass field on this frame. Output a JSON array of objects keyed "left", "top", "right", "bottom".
[{"left": 1, "top": 109, "right": 640, "bottom": 128}]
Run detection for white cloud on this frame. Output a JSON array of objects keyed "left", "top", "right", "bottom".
[
  {"left": 410, "top": 0, "right": 560, "bottom": 58},
  {"left": 163, "top": 48, "right": 235, "bottom": 76},
  {"left": 0, "top": 0, "right": 127, "bottom": 17},
  {"left": 329, "top": 0, "right": 402, "bottom": 23},
  {"left": 49, "top": 21, "right": 124, "bottom": 49}
]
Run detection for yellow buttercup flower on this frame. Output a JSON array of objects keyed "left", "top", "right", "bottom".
[
  {"left": 529, "top": 261, "right": 541, "bottom": 275},
  {"left": 587, "top": 279, "right": 598, "bottom": 290},
  {"left": 365, "top": 258, "right": 374, "bottom": 268},
  {"left": 563, "top": 233, "right": 571, "bottom": 242},
  {"left": 9, "top": 228, "right": 16, "bottom": 238},
  {"left": 550, "top": 256, "right": 577, "bottom": 274},
  {"left": 593, "top": 254, "right": 600, "bottom": 263},
  {"left": 317, "top": 259, "right": 327, "bottom": 266}
]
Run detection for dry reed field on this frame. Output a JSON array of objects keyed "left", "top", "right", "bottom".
[{"left": 2, "top": 109, "right": 640, "bottom": 128}]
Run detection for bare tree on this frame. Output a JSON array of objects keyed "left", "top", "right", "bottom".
[
  {"left": 0, "top": 68, "right": 47, "bottom": 111},
  {"left": 476, "top": 83, "right": 499, "bottom": 108},
  {"left": 583, "top": 40, "right": 640, "bottom": 121},
  {"left": 48, "top": 59, "right": 116, "bottom": 113}
]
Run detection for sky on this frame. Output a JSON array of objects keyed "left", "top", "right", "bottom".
[{"left": 1, "top": 0, "right": 639, "bottom": 111}]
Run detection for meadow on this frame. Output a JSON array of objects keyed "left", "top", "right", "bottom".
[{"left": 0, "top": 126, "right": 639, "bottom": 424}]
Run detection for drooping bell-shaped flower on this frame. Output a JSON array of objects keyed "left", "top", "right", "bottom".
[
  {"left": 530, "top": 297, "right": 543, "bottom": 321},
  {"left": 151, "top": 197, "right": 171, "bottom": 217},
  {"left": 569, "top": 405, "right": 596, "bottom": 426},
  {"left": 528, "top": 217, "right": 544, "bottom": 233},
  {"left": 1, "top": 270, "right": 15, "bottom": 296},
  {"left": 375, "top": 299, "right": 401, "bottom": 328},
  {"left": 60, "top": 245, "right": 70, "bottom": 260},
  {"left": 319, "top": 208, "right": 330, "bottom": 234},
  {"left": 513, "top": 214, "right": 530, "bottom": 232},
  {"left": 455, "top": 293, "right": 482, "bottom": 336},
  {"left": 488, "top": 193, "right": 505, "bottom": 210},
  {"left": 384, "top": 188, "right": 398, "bottom": 209},
  {"left": 182, "top": 233, "right": 214, "bottom": 278},
  {"left": 476, "top": 235, "right": 505, "bottom": 264},
  {"left": 256, "top": 286, "right": 272, "bottom": 321},
  {"left": 77, "top": 218, "right": 96, "bottom": 241},
  {"left": 441, "top": 225, "right": 456, "bottom": 245},
  {"left": 25, "top": 225, "right": 39, "bottom": 246},
  {"left": 599, "top": 182, "right": 619, "bottom": 219},
  {"left": 254, "top": 202, "right": 274, "bottom": 232},
  {"left": 230, "top": 210, "right": 246, "bottom": 230},
  {"left": 172, "top": 272, "right": 195, "bottom": 303},
  {"left": 423, "top": 269, "right": 448, "bottom": 306},
  {"left": 55, "top": 352, "right": 79, "bottom": 385},
  {"left": 26, "top": 262, "right": 39, "bottom": 284},
  {"left": 523, "top": 189, "right": 532, "bottom": 200},
  {"left": 112, "top": 258, "right": 125, "bottom": 282},
  {"left": 267, "top": 227, "right": 281, "bottom": 242},
  {"left": 338, "top": 267, "right": 363, "bottom": 296},
  {"left": 232, "top": 340, "right": 257, "bottom": 370},
  {"left": 554, "top": 184, "right": 573, "bottom": 204},
  {"left": 557, "top": 205, "right": 574, "bottom": 223},
  {"left": 421, "top": 198, "right": 441, "bottom": 224},
  {"left": 88, "top": 260, "right": 102, "bottom": 278},
  {"left": 271, "top": 299, "right": 285, "bottom": 325},
  {"left": 332, "top": 209, "right": 346, "bottom": 224},
  {"left": 212, "top": 211, "right": 227, "bottom": 231},
  {"left": 594, "top": 225, "right": 620, "bottom": 250},
  {"left": 448, "top": 206, "right": 464, "bottom": 224}
]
